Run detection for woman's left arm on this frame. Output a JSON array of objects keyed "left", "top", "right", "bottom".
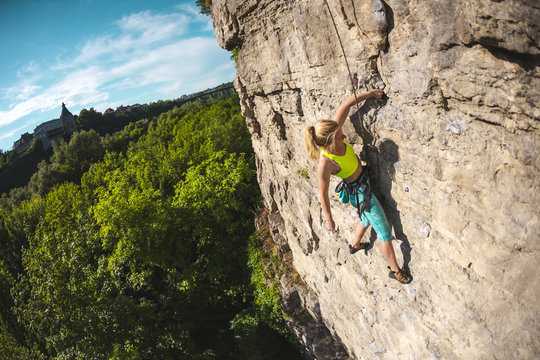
[{"left": 333, "top": 89, "right": 384, "bottom": 127}]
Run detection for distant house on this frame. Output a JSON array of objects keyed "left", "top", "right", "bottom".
[
  {"left": 104, "top": 108, "right": 115, "bottom": 115},
  {"left": 13, "top": 132, "right": 34, "bottom": 154},
  {"left": 116, "top": 105, "right": 131, "bottom": 113},
  {"left": 32, "top": 103, "right": 77, "bottom": 150}
]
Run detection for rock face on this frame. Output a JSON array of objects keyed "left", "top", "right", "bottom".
[{"left": 212, "top": 0, "right": 539, "bottom": 359}]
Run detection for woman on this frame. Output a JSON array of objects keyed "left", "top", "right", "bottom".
[{"left": 303, "top": 89, "right": 411, "bottom": 284}]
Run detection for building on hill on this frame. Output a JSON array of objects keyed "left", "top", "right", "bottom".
[
  {"left": 26, "top": 103, "right": 76, "bottom": 151},
  {"left": 60, "top": 102, "right": 76, "bottom": 133},
  {"left": 13, "top": 132, "right": 34, "bottom": 154},
  {"left": 104, "top": 108, "right": 115, "bottom": 115},
  {"left": 116, "top": 105, "right": 131, "bottom": 113},
  {"left": 34, "top": 103, "right": 76, "bottom": 149}
]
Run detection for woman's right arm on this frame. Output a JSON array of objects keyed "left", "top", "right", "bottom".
[
  {"left": 333, "top": 89, "right": 384, "bottom": 127},
  {"left": 318, "top": 161, "right": 335, "bottom": 231}
]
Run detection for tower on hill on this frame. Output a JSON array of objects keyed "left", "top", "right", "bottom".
[{"left": 13, "top": 103, "right": 77, "bottom": 153}]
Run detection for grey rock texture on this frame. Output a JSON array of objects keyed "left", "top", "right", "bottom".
[{"left": 213, "top": 0, "right": 539, "bottom": 359}]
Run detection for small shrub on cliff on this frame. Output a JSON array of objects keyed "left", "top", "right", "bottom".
[
  {"left": 231, "top": 46, "right": 241, "bottom": 64},
  {"left": 296, "top": 166, "right": 309, "bottom": 179},
  {"left": 195, "top": 0, "right": 212, "bottom": 15}
]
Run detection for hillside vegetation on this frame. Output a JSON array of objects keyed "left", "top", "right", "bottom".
[
  {"left": 0, "top": 95, "right": 302, "bottom": 359},
  {"left": 0, "top": 82, "right": 234, "bottom": 195}
]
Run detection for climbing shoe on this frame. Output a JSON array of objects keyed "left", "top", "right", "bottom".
[
  {"left": 388, "top": 268, "right": 412, "bottom": 284},
  {"left": 349, "top": 243, "right": 367, "bottom": 254}
]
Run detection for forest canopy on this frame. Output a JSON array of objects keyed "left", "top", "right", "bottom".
[{"left": 0, "top": 96, "right": 301, "bottom": 359}]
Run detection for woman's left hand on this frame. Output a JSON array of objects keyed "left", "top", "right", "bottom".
[{"left": 370, "top": 89, "right": 384, "bottom": 101}]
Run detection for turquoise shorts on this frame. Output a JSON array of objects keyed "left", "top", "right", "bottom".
[{"left": 349, "top": 181, "right": 393, "bottom": 242}]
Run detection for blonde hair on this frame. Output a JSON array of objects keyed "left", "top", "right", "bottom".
[{"left": 303, "top": 120, "right": 339, "bottom": 161}]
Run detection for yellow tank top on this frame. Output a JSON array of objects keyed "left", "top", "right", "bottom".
[{"left": 320, "top": 141, "right": 359, "bottom": 179}]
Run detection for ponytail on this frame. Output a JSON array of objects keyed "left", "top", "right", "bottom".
[
  {"left": 304, "top": 126, "right": 320, "bottom": 161},
  {"left": 303, "top": 120, "right": 339, "bottom": 161}
]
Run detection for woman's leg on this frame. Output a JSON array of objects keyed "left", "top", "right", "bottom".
[
  {"left": 351, "top": 222, "right": 368, "bottom": 250},
  {"left": 352, "top": 224, "right": 401, "bottom": 272},
  {"left": 380, "top": 239, "right": 400, "bottom": 273},
  {"left": 362, "top": 195, "right": 403, "bottom": 273}
]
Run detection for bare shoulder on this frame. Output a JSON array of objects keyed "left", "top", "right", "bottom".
[{"left": 318, "top": 155, "right": 338, "bottom": 179}]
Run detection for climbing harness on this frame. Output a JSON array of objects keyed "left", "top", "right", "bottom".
[{"left": 335, "top": 167, "right": 371, "bottom": 219}]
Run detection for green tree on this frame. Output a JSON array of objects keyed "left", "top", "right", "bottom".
[
  {"left": 76, "top": 108, "right": 102, "bottom": 131},
  {"left": 49, "top": 129, "right": 105, "bottom": 182},
  {"left": 27, "top": 130, "right": 105, "bottom": 196},
  {"left": 1, "top": 95, "right": 301, "bottom": 359},
  {"left": 0, "top": 139, "right": 51, "bottom": 196}
]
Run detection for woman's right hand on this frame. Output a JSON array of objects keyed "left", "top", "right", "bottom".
[{"left": 326, "top": 218, "right": 336, "bottom": 231}]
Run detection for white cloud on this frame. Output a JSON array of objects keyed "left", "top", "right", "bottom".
[
  {"left": 176, "top": 4, "right": 214, "bottom": 32},
  {"left": 2, "top": 65, "right": 43, "bottom": 103},
  {"left": 0, "top": 126, "right": 25, "bottom": 141},
  {"left": 0, "top": 67, "right": 109, "bottom": 127},
  {"left": 116, "top": 10, "right": 189, "bottom": 40},
  {"left": 2, "top": 82, "right": 42, "bottom": 103},
  {"left": 16, "top": 85, "right": 42, "bottom": 101},
  {"left": 96, "top": 35, "right": 233, "bottom": 98},
  {"left": 57, "top": 9, "right": 192, "bottom": 70},
  {"left": 0, "top": 95, "right": 54, "bottom": 127},
  {"left": 0, "top": 119, "right": 37, "bottom": 141},
  {"left": 47, "top": 67, "right": 110, "bottom": 106},
  {"left": 0, "top": 6, "right": 234, "bottom": 138},
  {"left": 21, "top": 60, "right": 39, "bottom": 74}
]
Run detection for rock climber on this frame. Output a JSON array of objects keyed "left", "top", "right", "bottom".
[{"left": 303, "top": 89, "right": 411, "bottom": 284}]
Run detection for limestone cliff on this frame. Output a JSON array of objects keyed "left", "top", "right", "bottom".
[{"left": 212, "top": 1, "right": 539, "bottom": 358}]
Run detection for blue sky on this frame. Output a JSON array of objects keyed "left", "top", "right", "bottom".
[{"left": 0, "top": 0, "right": 235, "bottom": 152}]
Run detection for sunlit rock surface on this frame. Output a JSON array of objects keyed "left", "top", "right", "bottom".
[{"left": 213, "top": 0, "right": 539, "bottom": 358}]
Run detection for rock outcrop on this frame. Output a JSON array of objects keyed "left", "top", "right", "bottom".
[{"left": 212, "top": 0, "right": 539, "bottom": 358}]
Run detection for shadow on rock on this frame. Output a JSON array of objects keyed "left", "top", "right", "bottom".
[{"left": 350, "top": 100, "right": 413, "bottom": 274}]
